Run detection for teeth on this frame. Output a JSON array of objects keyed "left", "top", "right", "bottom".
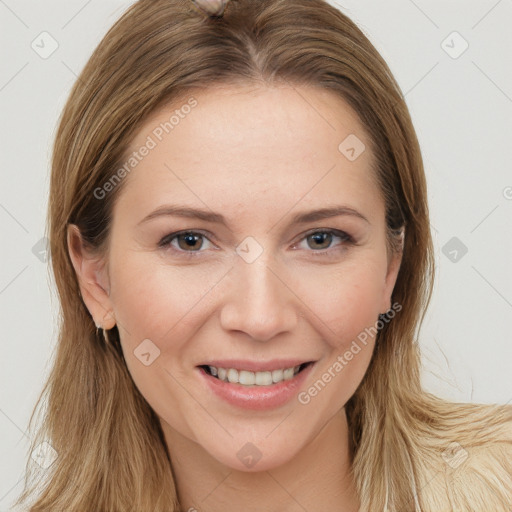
[
  {"left": 271, "top": 369, "right": 283, "bottom": 383},
  {"left": 207, "top": 364, "right": 304, "bottom": 386},
  {"left": 284, "top": 367, "right": 295, "bottom": 380},
  {"left": 256, "top": 371, "right": 272, "bottom": 386},
  {"left": 238, "top": 370, "right": 255, "bottom": 385},
  {"left": 227, "top": 368, "right": 239, "bottom": 383}
]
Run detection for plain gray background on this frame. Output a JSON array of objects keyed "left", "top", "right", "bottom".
[{"left": 1, "top": 1, "right": 511, "bottom": 509}]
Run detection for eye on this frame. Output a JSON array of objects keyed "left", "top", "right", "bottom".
[
  {"left": 158, "top": 231, "right": 214, "bottom": 255},
  {"left": 294, "top": 229, "right": 354, "bottom": 254},
  {"left": 158, "top": 228, "right": 355, "bottom": 258}
]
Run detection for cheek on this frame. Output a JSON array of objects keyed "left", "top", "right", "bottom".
[
  {"left": 109, "top": 251, "right": 227, "bottom": 345},
  {"left": 295, "top": 263, "right": 384, "bottom": 412},
  {"left": 107, "top": 252, "right": 230, "bottom": 414},
  {"left": 107, "top": 256, "right": 223, "bottom": 437},
  {"left": 291, "top": 257, "right": 386, "bottom": 346}
]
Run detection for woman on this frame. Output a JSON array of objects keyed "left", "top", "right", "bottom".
[{"left": 15, "top": 0, "right": 512, "bottom": 510}]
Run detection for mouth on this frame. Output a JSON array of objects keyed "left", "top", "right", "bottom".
[{"left": 198, "top": 361, "right": 314, "bottom": 387}]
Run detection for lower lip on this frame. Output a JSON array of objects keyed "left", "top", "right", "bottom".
[{"left": 197, "top": 363, "right": 315, "bottom": 411}]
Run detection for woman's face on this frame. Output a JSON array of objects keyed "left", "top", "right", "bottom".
[{"left": 71, "top": 84, "right": 402, "bottom": 472}]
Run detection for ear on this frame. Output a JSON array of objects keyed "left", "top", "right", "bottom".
[
  {"left": 67, "top": 224, "right": 116, "bottom": 329},
  {"left": 380, "top": 236, "right": 404, "bottom": 314}
]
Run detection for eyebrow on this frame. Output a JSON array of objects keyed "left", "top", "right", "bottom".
[{"left": 138, "top": 204, "right": 370, "bottom": 227}]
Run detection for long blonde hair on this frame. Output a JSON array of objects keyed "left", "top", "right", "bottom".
[{"left": 15, "top": 0, "right": 512, "bottom": 510}]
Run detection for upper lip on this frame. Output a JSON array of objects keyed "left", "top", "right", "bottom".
[{"left": 197, "top": 359, "right": 315, "bottom": 372}]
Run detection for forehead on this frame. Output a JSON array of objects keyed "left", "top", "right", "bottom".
[{"left": 113, "top": 83, "right": 382, "bottom": 226}]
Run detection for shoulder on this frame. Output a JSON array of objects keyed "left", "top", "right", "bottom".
[{"left": 417, "top": 402, "right": 512, "bottom": 512}]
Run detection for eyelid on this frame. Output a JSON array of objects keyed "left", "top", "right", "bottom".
[
  {"left": 295, "top": 227, "right": 354, "bottom": 244},
  {"left": 158, "top": 227, "right": 355, "bottom": 257},
  {"left": 291, "top": 228, "right": 354, "bottom": 253},
  {"left": 158, "top": 229, "right": 215, "bottom": 255}
]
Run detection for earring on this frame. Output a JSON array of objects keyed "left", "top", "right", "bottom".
[
  {"left": 102, "top": 327, "right": 110, "bottom": 346},
  {"left": 94, "top": 321, "right": 108, "bottom": 345}
]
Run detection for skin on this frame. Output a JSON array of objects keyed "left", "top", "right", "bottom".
[{"left": 68, "top": 83, "right": 402, "bottom": 511}]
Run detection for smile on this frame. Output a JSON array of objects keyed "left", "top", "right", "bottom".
[
  {"left": 196, "top": 360, "right": 316, "bottom": 410},
  {"left": 200, "top": 362, "right": 313, "bottom": 386}
]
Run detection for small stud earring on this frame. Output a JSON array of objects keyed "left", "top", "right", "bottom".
[
  {"left": 102, "top": 328, "right": 110, "bottom": 346},
  {"left": 94, "top": 321, "right": 111, "bottom": 346},
  {"left": 95, "top": 322, "right": 102, "bottom": 339}
]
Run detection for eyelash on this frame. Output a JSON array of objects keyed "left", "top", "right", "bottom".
[{"left": 158, "top": 228, "right": 355, "bottom": 258}]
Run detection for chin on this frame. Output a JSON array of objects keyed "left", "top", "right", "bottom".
[{"left": 205, "top": 437, "right": 303, "bottom": 473}]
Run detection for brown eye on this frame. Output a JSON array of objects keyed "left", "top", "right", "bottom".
[
  {"left": 306, "top": 232, "right": 333, "bottom": 250},
  {"left": 294, "top": 229, "right": 354, "bottom": 255},
  {"left": 176, "top": 232, "right": 204, "bottom": 251},
  {"left": 159, "top": 231, "right": 214, "bottom": 255}
]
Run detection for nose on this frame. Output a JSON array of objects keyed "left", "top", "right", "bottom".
[{"left": 219, "top": 256, "right": 298, "bottom": 342}]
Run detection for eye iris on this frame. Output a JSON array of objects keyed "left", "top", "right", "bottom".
[
  {"left": 177, "top": 233, "right": 203, "bottom": 251},
  {"left": 308, "top": 232, "right": 332, "bottom": 250}
]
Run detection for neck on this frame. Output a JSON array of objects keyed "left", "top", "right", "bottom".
[{"left": 161, "top": 408, "right": 360, "bottom": 512}]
